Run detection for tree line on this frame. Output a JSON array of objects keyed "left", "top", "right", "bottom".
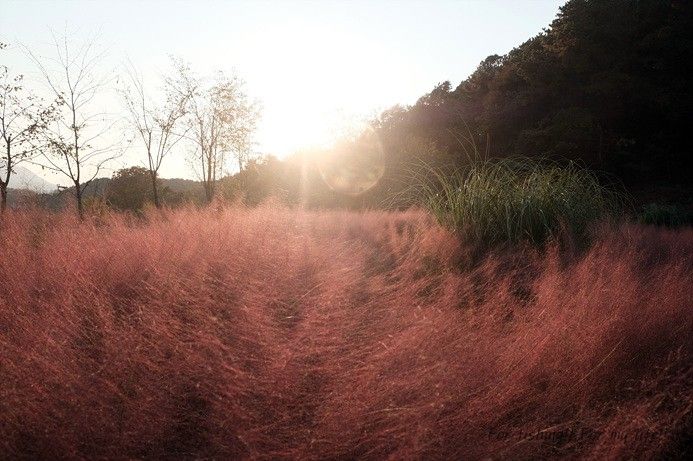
[
  {"left": 3, "top": 0, "right": 692, "bottom": 218},
  {"left": 188, "top": 0, "right": 693, "bottom": 212},
  {"left": 227, "top": 0, "right": 692, "bottom": 212},
  {"left": 371, "top": 0, "right": 692, "bottom": 188},
  {"left": 1, "top": 36, "right": 258, "bottom": 220}
]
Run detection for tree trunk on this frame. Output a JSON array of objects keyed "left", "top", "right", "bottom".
[
  {"left": 2, "top": 141, "right": 9, "bottom": 214},
  {"left": 204, "top": 181, "right": 214, "bottom": 203},
  {"left": 206, "top": 154, "right": 214, "bottom": 203},
  {"left": 0, "top": 185, "right": 7, "bottom": 214},
  {"left": 75, "top": 182, "right": 84, "bottom": 220},
  {"left": 150, "top": 170, "right": 160, "bottom": 208}
]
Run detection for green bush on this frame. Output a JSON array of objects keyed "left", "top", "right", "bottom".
[
  {"left": 639, "top": 203, "right": 692, "bottom": 228},
  {"left": 420, "top": 157, "right": 620, "bottom": 246}
]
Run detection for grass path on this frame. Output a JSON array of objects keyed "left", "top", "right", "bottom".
[{"left": 0, "top": 206, "right": 691, "bottom": 459}]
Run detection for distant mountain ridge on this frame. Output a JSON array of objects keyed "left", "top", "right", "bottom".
[
  {"left": 7, "top": 174, "right": 202, "bottom": 196},
  {"left": 6, "top": 173, "right": 205, "bottom": 210},
  {"left": 7, "top": 167, "right": 58, "bottom": 193}
]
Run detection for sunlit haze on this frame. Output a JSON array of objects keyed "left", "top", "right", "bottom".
[{"left": 1, "top": 0, "right": 563, "bottom": 181}]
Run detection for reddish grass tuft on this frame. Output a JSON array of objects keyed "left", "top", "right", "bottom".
[{"left": 1, "top": 206, "right": 691, "bottom": 459}]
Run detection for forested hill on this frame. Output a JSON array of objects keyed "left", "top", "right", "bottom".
[
  {"left": 7, "top": 0, "right": 692, "bottom": 213},
  {"left": 374, "top": 0, "right": 693, "bottom": 186}
]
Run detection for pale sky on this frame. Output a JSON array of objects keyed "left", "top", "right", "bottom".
[{"left": 1, "top": 0, "right": 564, "bottom": 182}]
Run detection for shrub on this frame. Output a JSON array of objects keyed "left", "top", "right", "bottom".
[
  {"left": 639, "top": 202, "right": 692, "bottom": 228},
  {"left": 106, "top": 166, "right": 155, "bottom": 212},
  {"left": 421, "top": 157, "right": 620, "bottom": 245}
]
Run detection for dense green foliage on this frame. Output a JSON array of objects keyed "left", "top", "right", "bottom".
[
  {"left": 217, "top": 0, "right": 692, "bottom": 215},
  {"left": 105, "top": 167, "right": 154, "bottom": 211},
  {"left": 374, "top": 0, "right": 693, "bottom": 187},
  {"left": 420, "top": 158, "right": 619, "bottom": 245},
  {"left": 639, "top": 202, "right": 693, "bottom": 228}
]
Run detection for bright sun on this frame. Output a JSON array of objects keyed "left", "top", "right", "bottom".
[{"left": 246, "top": 21, "right": 386, "bottom": 158}]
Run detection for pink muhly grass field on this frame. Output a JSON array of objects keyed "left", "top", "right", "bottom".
[{"left": 0, "top": 206, "right": 691, "bottom": 459}]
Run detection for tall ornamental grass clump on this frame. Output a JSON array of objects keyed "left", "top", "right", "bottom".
[{"left": 423, "top": 157, "right": 620, "bottom": 245}]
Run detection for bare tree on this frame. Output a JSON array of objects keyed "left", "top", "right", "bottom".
[
  {"left": 0, "top": 43, "right": 57, "bottom": 214},
  {"left": 174, "top": 62, "right": 258, "bottom": 202},
  {"left": 120, "top": 60, "right": 191, "bottom": 208},
  {"left": 26, "top": 33, "right": 123, "bottom": 219}
]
